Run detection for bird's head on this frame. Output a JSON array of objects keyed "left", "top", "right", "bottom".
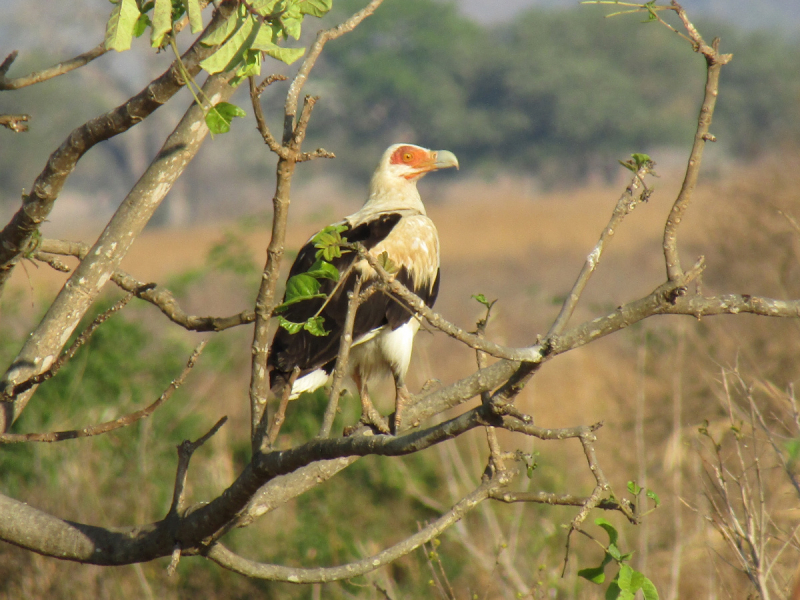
[
  {"left": 359, "top": 143, "right": 459, "bottom": 218},
  {"left": 379, "top": 143, "right": 459, "bottom": 182}
]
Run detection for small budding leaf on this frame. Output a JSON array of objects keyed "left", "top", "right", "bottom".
[
  {"left": 303, "top": 315, "right": 329, "bottom": 337},
  {"left": 377, "top": 251, "right": 398, "bottom": 274},
  {"left": 205, "top": 102, "right": 246, "bottom": 135},
  {"left": 627, "top": 481, "right": 642, "bottom": 495},
  {"left": 313, "top": 224, "right": 348, "bottom": 261},
  {"left": 277, "top": 316, "right": 304, "bottom": 334},
  {"left": 645, "top": 488, "right": 660, "bottom": 507},
  {"left": 471, "top": 293, "right": 497, "bottom": 309}
]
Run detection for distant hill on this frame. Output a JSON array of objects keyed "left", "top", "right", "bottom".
[{"left": 455, "top": 0, "right": 800, "bottom": 35}]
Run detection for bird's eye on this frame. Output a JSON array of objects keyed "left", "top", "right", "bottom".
[{"left": 403, "top": 152, "right": 413, "bottom": 162}]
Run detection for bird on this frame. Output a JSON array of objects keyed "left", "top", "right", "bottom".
[{"left": 267, "top": 143, "right": 459, "bottom": 434}]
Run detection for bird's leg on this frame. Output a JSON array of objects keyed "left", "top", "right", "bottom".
[
  {"left": 353, "top": 370, "right": 390, "bottom": 434},
  {"left": 392, "top": 373, "right": 414, "bottom": 434}
]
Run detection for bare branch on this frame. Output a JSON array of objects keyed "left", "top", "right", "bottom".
[
  {"left": 319, "top": 277, "right": 366, "bottom": 438},
  {"left": 0, "top": 113, "right": 30, "bottom": 132},
  {"left": 282, "top": 0, "right": 385, "bottom": 144},
  {"left": 0, "top": 45, "right": 107, "bottom": 91},
  {"left": 548, "top": 161, "right": 653, "bottom": 337},
  {"left": 37, "top": 237, "right": 256, "bottom": 331},
  {"left": 2, "top": 293, "right": 135, "bottom": 399},
  {"left": 357, "top": 247, "right": 541, "bottom": 362},
  {"left": 205, "top": 477, "right": 498, "bottom": 581},
  {"left": 663, "top": 7, "right": 733, "bottom": 280},
  {"left": 249, "top": 74, "right": 287, "bottom": 156}
]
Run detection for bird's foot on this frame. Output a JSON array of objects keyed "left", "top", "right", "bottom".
[
  {"left": 359, "top": 405, "right": 391, "bottom": 435},
  {"left": 392, "top": 385, "right": 414, "bottom": 435}
]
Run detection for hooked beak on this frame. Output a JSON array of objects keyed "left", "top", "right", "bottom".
[{"left": 431, "top": 150, "right": 459, "bottom": 171}]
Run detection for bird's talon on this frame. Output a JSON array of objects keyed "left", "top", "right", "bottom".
[{"left": 360, "top": 408, "right": 391, "bottom": 434}]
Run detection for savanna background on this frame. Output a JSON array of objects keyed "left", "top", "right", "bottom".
[{"left": 1, "top": 0, "right": 800, "bottom": 597}]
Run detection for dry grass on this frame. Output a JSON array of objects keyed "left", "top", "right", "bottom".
[{"left": 2, "top": 153, "right": 800, "bottom": 598}]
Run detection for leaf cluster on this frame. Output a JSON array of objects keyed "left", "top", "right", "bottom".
[
  {"left": 274, "top": 225, "right": 348, "bottom": 337},
  {"left": 104, "top": 0, "right": 332, "bottom": 81},
  {"left": 578, "top": 518, "right": 658, "bottom": 599}
]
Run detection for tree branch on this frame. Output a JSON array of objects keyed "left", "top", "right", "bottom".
[
  {"left": 662, "top": 4, "right": 732, "bottom": 280},
  {"left": 36, "top": 238, "right": 256, "bottom": 332},
  {"left": 0, "top": 45, "right": 107, "bottom": 91},
  {"left": 1, "top": 69, "right": 238, "bottom": 432},
  {"left": 204, "top": 477, "right": 498, "bottom": 581}
]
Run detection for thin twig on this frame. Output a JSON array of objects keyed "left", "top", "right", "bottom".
[
  {"left": 267, "top": 367, "right": 300, "bottom": 446},
  {"left": 0, "top": 114, "right": 30, "bottom": 132},
  {"left": 0, "top": 342, "right": 207, "bottom": 443},
  {"left": 319, "top": 276, "right": 366, "bottom": 438},
  {"left": 547, "top": 161, "right": 652, "bottom": 337},
  {"left": 2, "top": 293, "right": 135, "bottom": 399}
]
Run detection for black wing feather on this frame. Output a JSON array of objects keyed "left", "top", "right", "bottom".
[{"left": 268, "top": 213, "right": 404, "bottom": 386}]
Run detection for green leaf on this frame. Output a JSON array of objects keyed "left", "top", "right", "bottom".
[
  {"left": 205, "top": 102, "right": 246, "bottom": 135},
  {"left": 285, "top": 273, "right": 322, "bottom": 302},
  {"left": 279, "top": 4, "right": 303, "bottom": 40},
  {"left": 306, "top": 260, "right": 339, "bottom": 281},
  {"left": 578, "top": 565, "right": 606, "bottom": 584},
  {"left": 303, "top": 315, "right": 329, "bottom": 336},
  {"left": 150, "top": 0, "right": 173, "bottom": 47},
  {"left": 605, "top": 582, "right": 622, "bottom": 600},
  {"left": 200, "top": 10, "right": 257, "bottom": 74},
  {"left": 104, "top": 0, "right": 141, "bottom": 52},
  {"left": 297, "top": 0, "right": 332, "bottom": 17},
  {"left": 250, "top": 0, "right": 281, "bottom": 15},
  {"left": 377, "top": 251, "right": 398, "bottom": 274},
  {"left": 629, "top": 569, "right": 646, "bottom": 592},
  {"left": 184, "top": 0, "right": 203, "bottom": 33},
  {"left": 646, "top": 488, "right": 660, "bottom": 507},
  {"left": 595, "top": 517, "right": 619, "bottom": 547},
  {"left": 277, "top": 316, "right": 304, "bottom": 334},
  {"left": 627, "top": 481, "right": 641, "bottom": 495},
  {"left": 133, "top": 13, "right": 152, "bottom": 38},
  {"left": 312, "top": 224, "right": 348, "bottom": 261},
  {"left": 201, "top": 6, "right": 240, "bottom": 46},
  {"left": 607, "top": 543, "right": 622, "bottom": 562},
  {"left": 617, "top": 564, "right": 633, "bottom": 591},
  {"left": 264, "top": 44, "right": 306, "bottom": 65},
  {"left": 640, "top": 577, "right": 659, "bottom": 600},
  {"left": 232, "top": 49, "right": 262, "bottom": 85}
]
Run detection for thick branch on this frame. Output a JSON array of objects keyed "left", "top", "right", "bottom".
[{"left": 1, "top": 71, "right": 238, "bottom": 432}]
